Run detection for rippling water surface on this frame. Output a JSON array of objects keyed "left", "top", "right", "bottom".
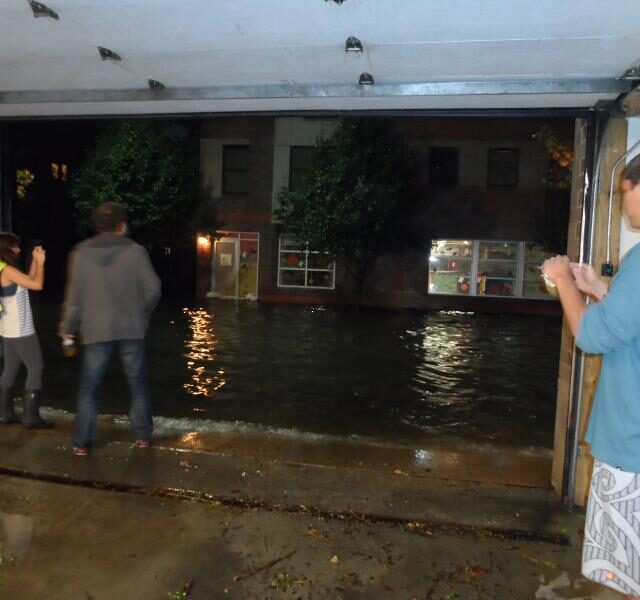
[{"left": 38, "top": 299, "right": 561, "bottom": 448}]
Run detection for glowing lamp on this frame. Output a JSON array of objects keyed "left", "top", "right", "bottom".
[{"left": 197, "top": 234, "right": 211, "bottom": 251}]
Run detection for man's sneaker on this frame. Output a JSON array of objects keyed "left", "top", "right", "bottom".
[
  {"left": 73, "top": 446, "right": 88, "bottom": 457},
  {"left": 135, "top": 439, "right": 151, "bottom": 449}
]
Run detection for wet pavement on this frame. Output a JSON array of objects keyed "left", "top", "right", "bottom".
[{"left": 0, "top": 421, "right": 625, "bottom": 599}]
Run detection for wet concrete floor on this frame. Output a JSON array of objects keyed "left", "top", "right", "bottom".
[
  {"left": 0, "top": 421, "right": 625, "bottom": 599},
  {"left": 0, "top": 474, "right": 619, "bottom": 600}
]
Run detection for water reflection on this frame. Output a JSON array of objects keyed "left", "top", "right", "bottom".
[
  {"left": 179, "top": 431, "right": 205, "bottom": 450},
  {"left": 414, "top": 449, "right": 434, "bottom": 467},
  {"left": 39, "top": 301, "right": 562, "bottom": 448},
  {"left": 182, "top": 308, "right": 226, "bottom": 398}
]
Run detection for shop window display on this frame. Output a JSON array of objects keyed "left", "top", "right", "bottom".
[
  {"left": 278, "top": 235, "right": 335, "bottom": 289},
  {"left": 429, "top": 240, "right": 556, "bottom": 300}
]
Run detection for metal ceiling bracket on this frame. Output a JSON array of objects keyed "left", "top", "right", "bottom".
[
  {"left": 28, "top": 0, "right": 59, "bottom": 20},
  {"left": 345, "top": 37, "right": 363, "bottom": 53},
  {"left": 97, "top": 47, "right": 122, "bottom": 61}
]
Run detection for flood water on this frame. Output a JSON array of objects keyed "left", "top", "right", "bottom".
[{"left": 34, "top": 299, "right": 561, "bottom": 449}]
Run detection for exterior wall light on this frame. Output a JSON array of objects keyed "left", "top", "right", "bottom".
[
  {"left": 197, "top": 234, "right": 212, "bottom": 252},
  {"left": 148, "top": 79, "right": 165, "bottom": 90},
  {"left": 345, "top": 36, "right": 363, "bottom": 53},
  {"left": 98, "top": 47, "right": 122, "bottom": 61},
  {"left": 358, "top": 72, "right": 374, "bottom": 85},
  {"left": 28, "top": 0, "right": 59, "bottom": 19}
]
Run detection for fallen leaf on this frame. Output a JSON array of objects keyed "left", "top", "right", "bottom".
[
  {"left": 304, "top": 526, "right": 332, "bottom": 544},
  {"left": 271, "top": 572, "right": 295, "bottom": 591},
  {"left": 468, "top": 566, "right": 489, "bottom": 578},
  {"left": 330, "top": 555, "right": 339, "bottom": 565},
  {"left": 393, "top": 469, "right": 409, "bottom": 476}
]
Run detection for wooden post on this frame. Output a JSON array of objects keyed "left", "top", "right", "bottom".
[{"left": 551, "top": 116, "right": 627, "bottom": 505}]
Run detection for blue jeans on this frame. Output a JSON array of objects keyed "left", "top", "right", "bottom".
[{"left": 73, "top": 339, "right": 153, "bottom": 448}]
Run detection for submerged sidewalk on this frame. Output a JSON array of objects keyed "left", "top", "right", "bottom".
[
  {"left": 0, "top": 422, "right": 622, "bottom": 599},
  {"left": 0, "top": 418, "right": 560, "bottom": 537}
]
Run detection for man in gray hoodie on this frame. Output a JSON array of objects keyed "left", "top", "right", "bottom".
[{"left": 59, "top": 202, "right": 161, "bottom": 456}]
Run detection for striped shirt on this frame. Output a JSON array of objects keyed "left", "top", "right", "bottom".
[{"left": 0, "top": 283, "right": 36, "bottom": 338}]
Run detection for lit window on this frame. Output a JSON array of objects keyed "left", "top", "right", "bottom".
[
  {"left": 50, "top": 162, "right": 68, "bottom": 182},
  {"left": 428, "top": 239, "right": 557, "bottom": 300},
  {"left": 278, "top": 235, "right": 335, "bottom": 289},
  {"left": 16, "top": 168, "right": 35, "bottom": 199}
]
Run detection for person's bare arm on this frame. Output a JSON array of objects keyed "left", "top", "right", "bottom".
[
  {"left": 27, "top": 246, "right": 43, "bottom": 278},
  {"left": 3, "top": 246, "right": 45, "bottom": 291},
  {"left": 3, "top": 264, "right": 44, "bottom": 291}
]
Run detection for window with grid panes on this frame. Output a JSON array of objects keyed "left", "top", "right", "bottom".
[
  {"left": 222, "top": 145, "right": 249, "bottom": 194},
  {"left": 289, "top": 146, "right": 314, "bottom": 192},
  {"left": 487, "top": 148, "right": 519, "bottom": 188},
  {"left": 278, "top": 235, "right": 335, "bottom": 289}
]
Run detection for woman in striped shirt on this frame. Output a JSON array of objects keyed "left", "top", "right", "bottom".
[{"left": 0, "top": 233, "right": 51, "bottom": 428}]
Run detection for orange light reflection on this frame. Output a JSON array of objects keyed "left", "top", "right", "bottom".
[
  {"left": 182, "top": 308, "right": 226, "bottom": 398},
  {"left": 179, "top": 431, "right": 204, "bottom": 450}
]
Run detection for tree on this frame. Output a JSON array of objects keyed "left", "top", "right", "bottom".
[
  {"left": 275, "top": 119, "right": 414, "bottom": 303},
  {"left": 531, "top": 126, "right": 573, "bottom": 254},
  {"left": 69, "top": 120, "right": 201, "bottom": 248}
]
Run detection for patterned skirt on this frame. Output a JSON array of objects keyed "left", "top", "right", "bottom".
[{"left": 582, "top": 459, "right": 640, "bottom": 595}]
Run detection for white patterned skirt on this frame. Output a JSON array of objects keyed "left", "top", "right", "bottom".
[{"left": 582, "top": 459, "right": 640, "bottom": 595}]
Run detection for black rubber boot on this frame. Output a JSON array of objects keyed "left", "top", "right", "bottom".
[
  {"left": 22, "top": 390, "right": 53, "bottom": 429},
  {"left": 0, "top": 387, "right": 18, "bottom": 425}
]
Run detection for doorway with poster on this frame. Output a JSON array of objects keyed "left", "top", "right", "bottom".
[{"left": 212, "top": 232, "right": 259, "bottom": 299}]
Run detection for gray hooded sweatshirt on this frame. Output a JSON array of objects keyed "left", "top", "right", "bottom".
[{"left": 59, "top": 233, "right": 161, "bottom": 344}]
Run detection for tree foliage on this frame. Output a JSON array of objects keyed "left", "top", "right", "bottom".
[
  {"left": 69, "top": 120, "right": 201, "bottom": 246},
  {"left": 275, "top": 119, "right": 414, "bottom": 298},
  {"left": 531, "top": 126, "right": 572, "bottom": 253}
]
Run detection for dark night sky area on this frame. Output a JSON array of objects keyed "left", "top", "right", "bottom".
[
  {"left": 5, "top": 120, "right": 195, "bottom": 301},
  {"left": 7, "top": 120, "right": 101, "bottom": 294}
]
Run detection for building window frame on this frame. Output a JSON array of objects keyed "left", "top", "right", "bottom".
[
  {"left": 222, "top": 144, "right": 250, "bottom": 195},
  {"left": 288, "top": 145, "right": 314, "bottom": 193},
  {"left": 277, "top": 235, "right": 336, "bottom": 290},
  {"left": 428, "top": 147, "right": 459, "bottom": 186},
  {"left": 487, "top": 148, "right": 519, "bottom": 188},
  {"left": 428, "top": 239, "right": 557, "bottom": 300}
]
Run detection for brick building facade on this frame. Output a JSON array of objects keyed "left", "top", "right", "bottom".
[{"left": 199, "top": 116, "right": 573, "bottom": 315}]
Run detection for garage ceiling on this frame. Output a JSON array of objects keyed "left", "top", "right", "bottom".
[{"left": 1, "top": 0, "right": 639, "bottom": 118}]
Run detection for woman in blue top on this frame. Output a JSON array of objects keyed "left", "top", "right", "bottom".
[{"left": 543, "top": 153, "right": 640, "bottom": 599}]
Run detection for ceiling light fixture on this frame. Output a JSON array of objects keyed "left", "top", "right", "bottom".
[
  {"left": 358, "top": 72, "right": 374, "bottom": 85},
  {"left": 98, "top": 46, "right": 122, "bottom": 61},
  {"left": 345, "top": 36, "right": 363, "bottom": 53},
  {"left": 28, "top": 0, "right": 59, "bottom": 19},
  {"left": 148, "top": 79, "right": 165, "bottom": 90},
  {"left": 326, "top": 0, "right": 347, "bottom": 4}
]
